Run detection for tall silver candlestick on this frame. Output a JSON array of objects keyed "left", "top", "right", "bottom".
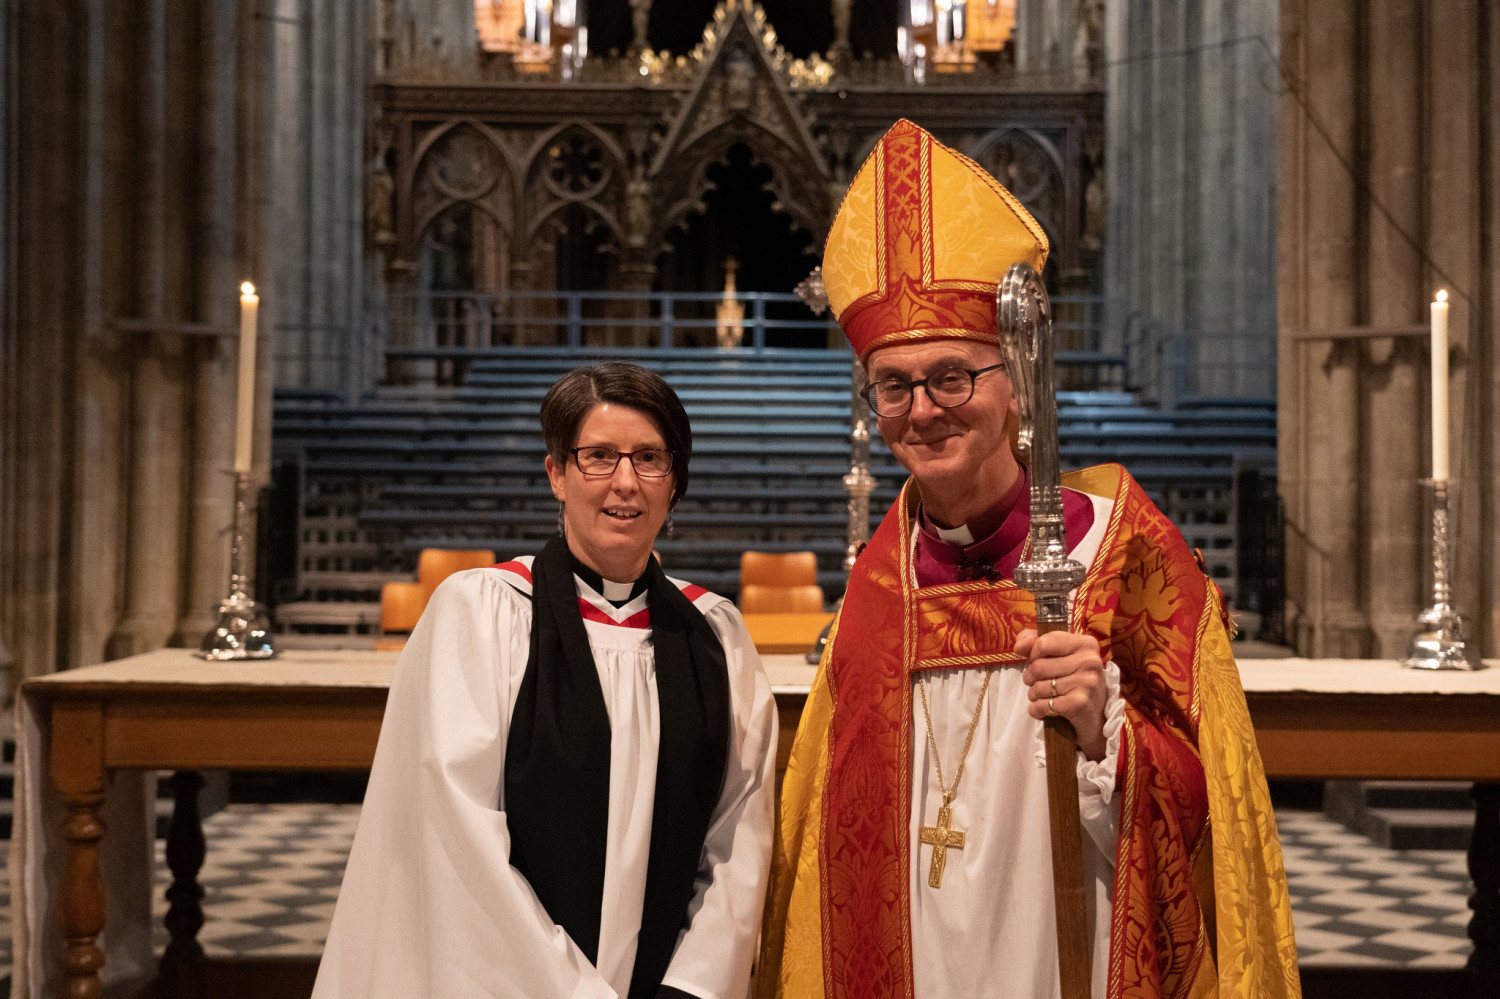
[
  {"left": 1401, "top": 479, "right": 1482, "bottom": 670},
  {"left": 795, "top": 266, "right": 859, "bottom": 664},
  {"left": 843, "top": 355, "right": 875, "bottom": 573},
  {"left": 197, "top": 471, "right": 276, "bottom": 660}
]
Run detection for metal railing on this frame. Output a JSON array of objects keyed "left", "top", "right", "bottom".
[
  {"left": 388, "top": 289, "right": 838, "bottom": 353},
  {"left": 254, "top": 288, "right": 1308, "bottom": 406},
  {"left": 275, "top": 288, "right": 1275, "bottom": 409},
  {"left": 377, "top": 287, "right": 1121, "bottom": 384}
]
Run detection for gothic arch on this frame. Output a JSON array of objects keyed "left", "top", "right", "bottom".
[
  {"left": 648, "top": 120, "right": 827, "bottom": 256},
  {"left": 524, "top": 200, "right": 626, "bottom": 259},
  {"left": 522, "top": 120, "right": 630, "bottom": 196},
  {"left": 415, "top": 199, "right": 512, "bottom": 294},
  {"left": 519, "top": 122, "right": 630, "bottom": 277},
  {"left": 410, "top": 119, "right": 519, "bottom": 238}
]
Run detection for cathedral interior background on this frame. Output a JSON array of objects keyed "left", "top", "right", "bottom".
[
  {"left": 3, "top": 3, "right": 1500, "bottom": 995},
  {"left": 3, "top": 0, "right": 1497, "bottom": 687}
]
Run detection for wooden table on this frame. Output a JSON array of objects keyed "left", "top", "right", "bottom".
[
  {"left": 14, "top": 651, "right": 1500, "bottom": 998},
  {"left": 740, "top": 612, "right": 834, "bottom": 654},
  {"left": 14, "top": 652, "right": 398, "bottom": 999}
]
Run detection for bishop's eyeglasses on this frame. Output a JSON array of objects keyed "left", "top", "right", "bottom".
[
  {"left": 863, "top": 362, "right": 1007, "bottom": 418},
  {"left": 568, "top": 446, "right": 676, "bottom": 477}
]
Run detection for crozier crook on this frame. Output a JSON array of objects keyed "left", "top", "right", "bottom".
[{"left": 998, "top": 262, "right": 1092, "bottom": 998}]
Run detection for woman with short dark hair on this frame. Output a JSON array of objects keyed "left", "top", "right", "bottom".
[{"left": 314, "top": 363, "right": 776, "bottom": 999}]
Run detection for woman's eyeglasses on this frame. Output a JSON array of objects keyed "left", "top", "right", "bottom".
[{"left": 568, "top": 446, "right": 676, "bottom": 477}]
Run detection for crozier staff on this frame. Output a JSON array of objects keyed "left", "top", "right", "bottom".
[
  {"left": 759, "top": 120, "right": 1300, "bottom": 998},
  {"left": 315, "top": 363, "right": 777, "bottom": 999}
]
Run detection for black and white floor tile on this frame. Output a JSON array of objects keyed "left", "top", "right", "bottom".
[
  {"left": 151, "top": 804, "right": 359, "bottom": 958},
  {"left": 1278, "top": 810, "right": 1472, "bottom": 968},
  {"left": 0, "top": 805, "right": 1477, "bottom": 980}
]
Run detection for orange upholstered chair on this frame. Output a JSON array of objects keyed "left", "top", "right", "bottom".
[
  {"left": 739, "top": 583, "right": 825, "bottom": 614},
  {"left": 377, "top": 547, "right": 497, "bottom": 649},
  {"left": 738, "top": 550, "right": 823, "bottom": 613},
  {"left": 739, "top": 550, "right": 818, "bottom": 588}
]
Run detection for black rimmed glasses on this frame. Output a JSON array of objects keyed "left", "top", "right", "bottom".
[
  {"left": 568, "top": 446, "right": 676, "bottom": 477},
  {"left": 863, "top": 362, "right": 1007, "bottom": 418}
]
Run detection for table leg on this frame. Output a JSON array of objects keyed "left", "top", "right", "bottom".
[
  {"left": 1469, "top": 781, "right": 1500, "bottom": 990},
  {"left": 160, "top": 770, "right": 208, "bottom": 999},
  {"left": 52, "top": 699, "right": 108, "bottom": 999},
  {"left": 59, "top": 789, "right": 107, "bottom": 999}
]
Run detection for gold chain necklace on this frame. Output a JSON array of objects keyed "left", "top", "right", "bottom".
[{"left": 916, "top": 668, "right": 993, "bottom": 888}]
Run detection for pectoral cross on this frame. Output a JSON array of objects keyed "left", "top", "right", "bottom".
[{"left": 919, "top": 802, "right": 966, "bottom": 888}]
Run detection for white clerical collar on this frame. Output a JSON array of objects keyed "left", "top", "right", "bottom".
[
  {"left": 929, "top": 518, "right": 975, "bottom": 546},
  {"left": 601, "top": 578, "right": 635, "bottom": 602}
]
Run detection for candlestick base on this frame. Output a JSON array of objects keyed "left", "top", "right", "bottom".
[
  {"left": 1401, "top": 478, "right": 1485, "bottom": 670},
  {"left": 1401, "top": 604, "right": 1483, "bottom": 671},
  {"left": 195, "top": 470, "right": 276, "bottom": 661},
  {"left": 196, "top": 591, "right": 277, "bottom": 661}
]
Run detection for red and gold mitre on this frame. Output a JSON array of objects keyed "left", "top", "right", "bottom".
[{"left": 822, "top": 119, "right": 1049, "bottom": 359}]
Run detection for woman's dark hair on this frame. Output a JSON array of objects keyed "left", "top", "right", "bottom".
[{"left": 540, "top": 362, "right": 693, "bottom": 506}]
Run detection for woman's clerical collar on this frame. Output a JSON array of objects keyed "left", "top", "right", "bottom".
[{"left": 567, "top": 551, "right": 650, "bottom": 606}]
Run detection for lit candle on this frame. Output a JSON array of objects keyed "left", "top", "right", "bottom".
[
  {"left": 235, "top": 282, "right": 259, "bottom": 475},
  {"left": 1430, "top": 289, "right": 1449, "bottom": 482}
]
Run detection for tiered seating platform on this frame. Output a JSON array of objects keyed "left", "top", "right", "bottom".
[{"left": 269, "top": 348, "right": 1276, "bottom": 637}]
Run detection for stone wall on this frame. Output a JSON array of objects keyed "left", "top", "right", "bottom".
[
  {"left": 1278, "top": 0, "right": 1498, "bottom": 657},
  {"left": 0, "top": 0, "right": 367, "bottom": 688},
  {"left": 1103, "top": 0, "right": 1280, "bottom": 403},
  {"left": 270, "top": 0, "right": 369, "bottom": 389}
]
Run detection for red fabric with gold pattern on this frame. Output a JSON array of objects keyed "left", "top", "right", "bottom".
[
  {"left": 818, "top": 496, "right": 912, "bottom": 997},
  {"left": 1076, "top": 479, "right": 1214, "bottom": 997},
  {"left": 819, "top": 466, "right": 1216, "bottom": 999}
]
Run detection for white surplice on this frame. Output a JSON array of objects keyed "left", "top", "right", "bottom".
[
  {"left": 909, "top": 491, "right": 1122, "bottom": 999},
  {"left": 312, "top": 563, "right": 777, "bottom": 999}
]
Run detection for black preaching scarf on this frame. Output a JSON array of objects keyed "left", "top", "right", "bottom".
[{"left": 504, "top": 536, "right": 731, "bottom": 998}]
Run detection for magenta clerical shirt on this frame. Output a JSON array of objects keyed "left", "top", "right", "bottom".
[{"left": 912, "top": 465, "right": 1096, "bottom": 588}]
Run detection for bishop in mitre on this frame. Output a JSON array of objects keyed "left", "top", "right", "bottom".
[{"left": 758, "top": 120, "right": 1300, "bottom": 998}]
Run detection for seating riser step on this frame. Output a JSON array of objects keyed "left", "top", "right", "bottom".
[{"left": 274, "top": 347, "right": 1273, "bottom": 617}]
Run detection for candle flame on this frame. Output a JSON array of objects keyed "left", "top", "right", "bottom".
[
  {"left": 241, "top": 281, "right": 257, "bottom": 297},
  {"left": 1436, "top": 289, "right": 1448, "bottom": 303}
]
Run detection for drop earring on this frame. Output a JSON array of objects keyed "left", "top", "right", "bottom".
[
  {"left": 557, "top": 502, "right": 565, "bottom": 536},
  {"left": 666, "top": 510, "right": 675, "bottom": 539}
]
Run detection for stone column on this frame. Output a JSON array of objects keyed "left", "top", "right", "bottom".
[
  {"left": 109, "top": 0, "right": 190, "bottom": 659},
  {"left": 109, "top": 339, "right": 189, "bottom": 660},
  {"left": 1279, "top": 0, "right": 1498, "bottom": 657},
  {"left": 392, "top": 0, "right": 477, "bottom": 76},
  {"left": 1015, "top": 0, "right": 1075, "bottom": 80},
  {"left": 829, "top": 0, "right": 851, "bottom": 63},
  {"left": 1278, "top": 0, "right": 1370, "bottom": 656},
  {"left": 2, "top": 4, "right": 80, "bottom": 682},
  {"left": 175, "top": 1, "right": 242, "bottom": 646},
  {"left": 267, "top": 0, "right": 367, "bottom": 391},
  {"left": 1105, "top": 0, "right": 1279, "bottom": 404},
  {"left": 1483, "top": 3, "right": 1500, "bottom": 652},
  {"left": 1359, "top": 1, "right": 1425, "bottom": 657},
  {"left": 1425, "top": 0, "right": 1484, "bottom": 646}
]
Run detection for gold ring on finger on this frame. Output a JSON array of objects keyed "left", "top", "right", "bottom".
[
  {"left": 1050, "top": 677, "right": 1058, "bottom": 697},
  {"left": 1047, "top": 696, "right": 1055, "bottom": 716}
]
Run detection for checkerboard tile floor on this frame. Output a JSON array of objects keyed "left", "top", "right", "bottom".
[
  {"left": 151, "top": 803, "right": 360, "bottom": 958},
  {"left": 1278, "top": 810, "right": 1473, "bottom": 968},
  {"left": 0, "top": 804, "right": 1476, "bottom": 979}
]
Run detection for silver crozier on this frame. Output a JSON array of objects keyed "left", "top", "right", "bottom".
[{"left": 998, "top": 262, "right": 1091, "bottom": 998}]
